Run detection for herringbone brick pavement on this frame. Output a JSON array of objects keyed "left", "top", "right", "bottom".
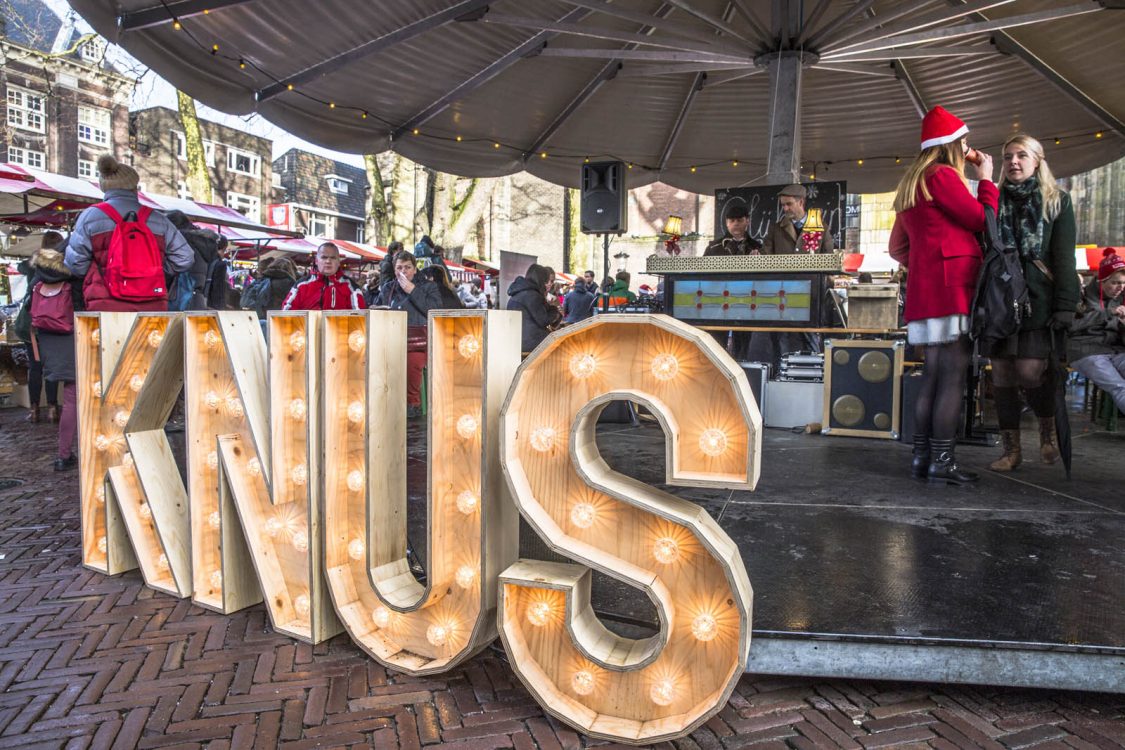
[{"left": 0, "top": 408, "right": 1122, "bottom": 749}]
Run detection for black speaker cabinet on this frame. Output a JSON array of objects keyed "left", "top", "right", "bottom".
[
  {"left": 580, "top": 160, "right": 627, "bottom": 234},
  {"left": 821, "top": 339, "right": 904, "bottom": 439},
  {"left": 739, "top": 361, "right": 769, "bottom": 418}
]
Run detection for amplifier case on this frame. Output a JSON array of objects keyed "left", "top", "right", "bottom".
[
  {"left": 821, "top": 339, "right": 904, "bottom": 439},
  {"left": 738, "top": 362, "right": 769, "bottom": 418},
  {"left": 763, "top": 380, "right": 823, "bottom": 429}
]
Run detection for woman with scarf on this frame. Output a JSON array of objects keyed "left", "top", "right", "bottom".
[{"left": 986, "top": 135, "right": 1078, "bottom": 472}]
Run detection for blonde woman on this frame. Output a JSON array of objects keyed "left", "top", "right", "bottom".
[
  {"left": 889, "top": 106, "right": 996, "bottom": 484},
  {"left": 985, "top": 135, "right": 1078, "bottom": 472}
]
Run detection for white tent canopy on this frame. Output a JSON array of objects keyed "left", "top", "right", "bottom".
[{"left": 68, "top": 0, "right": 1125, "bottom": 193}]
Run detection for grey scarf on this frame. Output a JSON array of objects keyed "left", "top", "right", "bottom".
[{"left": 998, "top": 177, "right": 1044, "bottom": 260}]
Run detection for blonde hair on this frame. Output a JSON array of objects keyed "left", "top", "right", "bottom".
[
  {"left": 892, "top": 142, "right": 967, "bottom": 212},
  {"left": 998, "top": 134, "right": 1062, "bottom": 221}
]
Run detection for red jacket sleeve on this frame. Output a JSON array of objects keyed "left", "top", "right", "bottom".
[
  {"left": 889, "top": 216, "right": 909, "bottom": 266},
  {"left": 928, "top": 166, "right": 997, "bottom": 233}
]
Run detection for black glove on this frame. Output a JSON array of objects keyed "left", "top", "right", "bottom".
[{"left": 1048, "top": 311, "right": 1075, "bottom": 331}]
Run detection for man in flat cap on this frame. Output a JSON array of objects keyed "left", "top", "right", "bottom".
[
  {"left": 704, "top": 204, "right": 763, "bottom": 256},
  {"left": 761, "top": 184, "right": 835, "bottom": 255}
]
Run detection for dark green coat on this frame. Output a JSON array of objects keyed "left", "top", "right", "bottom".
[{"left": 1008, "top": 191, "right": 1078, "bottom": 330}]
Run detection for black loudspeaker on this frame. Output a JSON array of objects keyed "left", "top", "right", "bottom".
[
  {"left": 821, "top": 339, "right": 904, "bottom": 439},
  {"left": 739, "top": 361, "right": 769, "bottom": 418},
  {"left": 580, "top": 160, "right": 628, "bottom": 234}
]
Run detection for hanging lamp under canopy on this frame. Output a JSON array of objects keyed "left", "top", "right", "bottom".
[{"left": 68, "top": 0, "right": 1125, "bottom": 193}]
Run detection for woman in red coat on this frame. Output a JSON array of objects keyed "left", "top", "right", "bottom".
[{"left": 889, "top": 106, "right": 997, "bottom": 484}]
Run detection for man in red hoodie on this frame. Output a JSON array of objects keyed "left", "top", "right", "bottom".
[{"left": 282, "top": 242, "right": 365, "bottom": 311}]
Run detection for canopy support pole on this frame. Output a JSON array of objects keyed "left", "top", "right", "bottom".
[{"left": 763, "top": 51, "right": 806, "bottom": 186}]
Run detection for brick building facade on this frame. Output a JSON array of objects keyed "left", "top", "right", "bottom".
[
  {"left": 270, "top": 148, "right": 367, "bottom": 243},
  {"left": 1, "top": 1, "right": 132, "bottom": 178},
  {"left": 129, "top": 106, "right": 273, "bottom": 222}
]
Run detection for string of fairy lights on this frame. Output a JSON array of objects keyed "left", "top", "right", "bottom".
[{"left": 153, "top": 2, "right": 1115, "bottom": 180}]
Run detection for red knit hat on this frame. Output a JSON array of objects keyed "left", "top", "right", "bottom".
[
  {"left": 920, "top": 106, "right": 969, "bottom": 150},
  {"left": 1098, "top": 248, "right": 1125, "bottom": 281}
]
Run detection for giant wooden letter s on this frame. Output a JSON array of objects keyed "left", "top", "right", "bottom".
[{"left": 498, "top": 316, "right": 759, "bottom": 743}]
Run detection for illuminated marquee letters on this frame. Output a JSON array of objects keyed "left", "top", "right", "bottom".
[{"left": 76, "top": 311, "right": 759, "bottom": 744}]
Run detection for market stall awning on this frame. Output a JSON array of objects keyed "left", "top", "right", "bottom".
[
  {"left": 0, "top": 163, "right": 302, "bottom": 237},
  {"left": 66, "top": 1, "right": 1125, "bottom": 193}
]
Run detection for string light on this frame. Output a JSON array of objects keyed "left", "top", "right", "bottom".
[
  {"left": 291, "top": 530, "right": 309, "bottom": 552},
  {"left": 289, "top": 330, "right": 306, "bottom": 353},
  {"left": 690, "top": 165, "right": 697, "bottom": 173},
  {"left": 895, "top": 157, "right": 901, "bottom": 164},
  {"left": 698, "top": 428, "right": 728, "bottom": 457},
  {"left": 732, "top": 160, "right": 739, "bottom": 167},
  {"left": 529, "top": 427, "right": 556, "bottom": 453},
  {"left": 97, "top": 535, "right": 107, "bottom": 553},
  {"left": 347, "top": 538, "right": 365, "bottom": 560},
  {"left": 456, "top": 490, "right": 479, "bottom": 515},
  {"left": 650, "top": 678, "right": 676, "bottom": 706},
  {"left": 203, "top": 330, "right": 220, "bottom": 349},
  {"left": 570, "top": 503, "right": 596, "bottom": 529},
  {"left": 527, "top": 601, "right": 553, "bottom": 627},
  {"left": 287, "top": 398, "right": 307, "bottom": 421},
  {"left": 329, "top": 102, "right": 336, "bottom": 109},
  {"left": 225, "top": 396, "right": 244, "bottom": 418},
  {"left": 653, "top": 536, "right": 680, "bottom": 564},
  {"left": 1054, "top": 137, "right": 1061, "bottom": 145},
  {"left": 1096, "top": 132, "right": 1104, "bottom": 139},
  {"left": 294, "top": 593, "right": 311, "bottom": 617},
  {"left": 426, "top": 621, "right": 453, "bottom": 646},
  {"left": 457, "top": 334, "right": 481, "bottom": 358},
  {"left": 347, "top": 400, "right": 365, "bottom": 424},
  {"left": 493, "top": 142, "right": 501, "bottom": 149},
  {"left": 211, "top": 44, "right": 219, "bottom": 54},
  {"left": 857, "top": 159, "right": 864, "bottom": 166},
  {"left": 651, "top": 353, "right": 679, "bottom": 381},
  {"left": 572, "top": 670, "right": 595, "bottom": 696},
  {"left": 691, "top": 613, "right": 718, "bottom": 641},
  {"left": 539, "top": 151, "right": 547, "bottom": 159},
  {"left": 172, "top": 18, "right": 182, "bottom": 30},
  {"left": 147, "top": 330, "right": 163, "bottom": 348},
  {"left": 208, "top": 511, "right": 221, "bottom": 530},
  {"left": 455, "top": 414, "right": 479, "bottom": 439},
  {"left": 412, "top": 128, "right": 419, "bottom": 135},
  {"left": 455, "top": 565, "right": 476, "bottom": 589},
  {"left": 348, "top": 330, "right": 366, "bottom": 352},
  {"left": 456, "top": 135, "right": 463, "bottom": 142},
  {"left": 347, "top": 470, "right": 364, "bottom": 492},
  {"left": 91, "top": 380, "right": 102, "bottom": 398},
  {"left": 372, "top": 606, "right": 392, "bottom": 628},
  {"left": 361, "top": 111, "right": 368, "bottom": 119},
  {"left": 204, "top": 390, "right": 221, "bottom": 410},
  {"left": 129, "top": 374, "right": 145, "bottom": 392},
  {"left": 290, "top": 464, "right": 308, "bottom": 486},
  {"left": 568, "top": 354, "right": 597, "bottom": 379},
  {"left": 113, "top": 410, "right": 130, "bottom": 427},
  {"left": 210, "top": 569, "right": 223, "bottom": 589},
  {"left": 238, "top": 58, "right": 246, "bottom": 69}
]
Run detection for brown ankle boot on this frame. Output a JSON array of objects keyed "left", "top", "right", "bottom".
[
  {"left": 25, "top": 405, "right": 40, "bottom": 424},
  {"left": 989, "top": 429, "right": 1022, "bottom": 471},
  {"left": 1038, "top": 417, "right": 1059, "bottom": 464}
]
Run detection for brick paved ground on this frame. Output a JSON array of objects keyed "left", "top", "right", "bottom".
[{"left": 0, "top": 407, "right": 1122, "bottom": 749}]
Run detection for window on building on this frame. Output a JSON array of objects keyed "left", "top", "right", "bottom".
[
  {"left": 177, "top": 181, "right": 193, "bottom": 201},
  {"left": 78, "top": 159, "right": 97, "bottom": 179},
  {"left": 78, "top": 106, "right": 112, "bottom": 146},
  {"left": 173, "top": 131, "right": 215, "bottom": 166},
  {"left": 355, "top": 225, "right": 365, "bottom": 244},
  {"left": 78, "top": 37, "right": 107, "bottom": 63},
  {"left": 7, "top": 86, "right": 46, "bottom": 133},
  {"left": 8, "top": 146, "right": 46, "bottom": 169},
  {"left": 307, "top": 213, "right": 333, "bottom": 238},
  {"left": 226, "top": 147, "right": 260, "bottom": 178},
  {"left": 226, "top": 191, "right": 261, "bottom": 220},
  {"left": 326, "top": 175, "right": 351, "bottom": 195}
]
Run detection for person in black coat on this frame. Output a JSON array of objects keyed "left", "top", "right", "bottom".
[
  {"left": 563, "top": 277, "right": 596, "bottom": 323},
  {"left": 166, "top": 210, "right": 230, "bottom": 310},
  {"left": 28, "top": 248, "right": 85, "bottom": 471},
  {"left": 507, "top": 264, "right": 561, "bottom": 353}
]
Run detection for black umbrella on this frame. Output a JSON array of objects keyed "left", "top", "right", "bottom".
[{"left": 1051, "top": 328, "right": 1072, "bottom": 480}]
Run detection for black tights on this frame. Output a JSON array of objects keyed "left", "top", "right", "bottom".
[
  {"left": 991, "top": 357, "right": 1054, "bottom": 429},
  {"left": 25, "top": 345, "right": 58, "bottom": 407},
  {"left": 915, "top": 337, "right": 971, "bottom": 441}
]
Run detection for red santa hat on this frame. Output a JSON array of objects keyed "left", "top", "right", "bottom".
[
  {"left": 920, "top": 106, "right": 969, "bottom": 150},
  {"left": 1098, "top": 248, "right": 1125, "bottom": 281}
]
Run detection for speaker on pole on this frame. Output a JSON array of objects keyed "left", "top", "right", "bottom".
[{"left": 580, "top": 160, "right": 628, "bottom": 234}]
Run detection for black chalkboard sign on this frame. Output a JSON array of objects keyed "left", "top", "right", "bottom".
[{"left": 714, "top": 181, "right": 846, "bottom": 246}]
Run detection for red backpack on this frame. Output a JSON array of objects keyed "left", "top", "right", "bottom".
[
  {"left": 96, "top": 203, "right": 167, "bottom": 302},
  {"left": 30, "top": 281, "right": 75, "bottom": 334}
]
